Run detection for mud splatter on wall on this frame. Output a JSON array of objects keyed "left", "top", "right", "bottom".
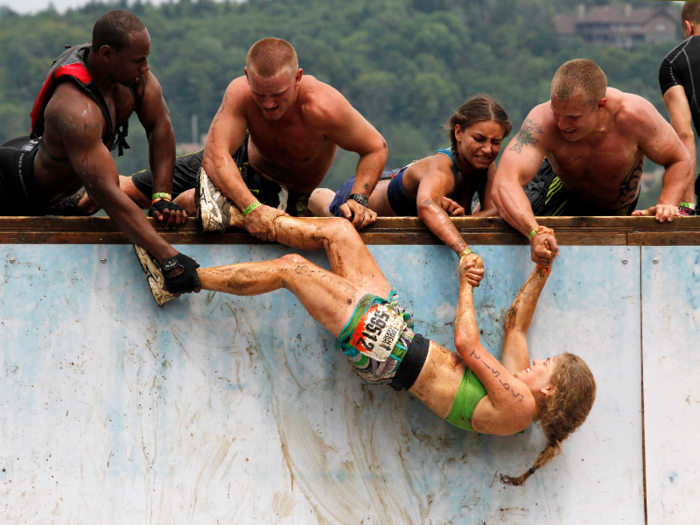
[{"left": 0, "top": 244, "right": 653, "bottom": 523}]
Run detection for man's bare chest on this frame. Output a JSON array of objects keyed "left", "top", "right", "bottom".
[
  {"left": 249, "top": 125, "right": 332, "bottom": 166},
  {"left": 549, "top": 137, "right": 641, "bottom": 184}
]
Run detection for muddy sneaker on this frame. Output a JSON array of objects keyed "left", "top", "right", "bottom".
[
  {"left": 133, "top": 245, "right": 174, "bottom": 307},
  {"left": 195, "top": 167, "right": 232, "bottom": 233}
]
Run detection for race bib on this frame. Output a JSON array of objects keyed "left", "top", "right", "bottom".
[{"left": 351, "top": 303, "right": 406, "bottom": 362}]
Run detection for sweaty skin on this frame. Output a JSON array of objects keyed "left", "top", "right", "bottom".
[
  {"left": 493, "top": 87, "right": 693, "bottom": 266},
  {"left": 200, "top": 67, "right": 387, "bottom": 242},
  {"left": 35, "top": 30, "right": 187, "bottom": 257}
]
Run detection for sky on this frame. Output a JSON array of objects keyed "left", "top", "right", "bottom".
[
  {"left": 0, "top": 0, "right": 684, "bottom": 16},
  {"left": 0, "top": 0, "right": 167, "bottom": 15}
]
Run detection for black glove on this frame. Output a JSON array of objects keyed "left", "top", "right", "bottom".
[
  {"left": 148, "top": 199, "right": 184, "bottom": 218},
  {"left": 162, "top": 253, "right": 201, "bottom": 294}
]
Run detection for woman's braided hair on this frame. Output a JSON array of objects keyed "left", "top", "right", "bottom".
[{"left": 500, "top": 352, "right": 597, "bottom": 486}]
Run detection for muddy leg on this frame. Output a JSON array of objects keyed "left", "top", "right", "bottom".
[
  {"left": 271, "top": 216, "right": 390, "bottom": 296},
  {"left": 198, "top": 253, "right": 362, "bottom": 336}
]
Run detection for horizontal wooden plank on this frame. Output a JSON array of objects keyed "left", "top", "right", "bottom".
[
  {"left": 0, "top": 216, "right": 697, "bottom": 245},
  {"left": 626, "top": 232, "right": 700, "bottom": 246}
]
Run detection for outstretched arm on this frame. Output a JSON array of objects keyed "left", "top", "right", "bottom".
[
  {"left": 500, "top": 265, "right": 551, "bottom": 374},
  {"left": 415, "top": 157, "right": 484, "bottom": 286},
  {"left": 322, "top": 86, "right": 386, "bottom": 230},
  {"left": 663, "top": 86, "right": 696, "bottom": 206},
  {"left": 136, "top": 72, "right": 185, "bottom": 230},
  {"left": 473, "top": 162, "right": 499, "bottom": 217},
  {"left": 202, "top": 76, "right": 287, "bottom": 241},
  {"left": 52, "top": 90, "right": 178, "bottom": 264},
  {"left": 630, "top": 95, "right": 693, "bottom": 222},
  {"left": 453, "top": 256, "right": 535, "bottom": 435},
  {"left": 492, "top": 113, "right": 559, "bottom": 266}
]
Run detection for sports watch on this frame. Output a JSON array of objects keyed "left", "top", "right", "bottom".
[{"left": 347, "top": 193, "right": 369, "bottom": 208}]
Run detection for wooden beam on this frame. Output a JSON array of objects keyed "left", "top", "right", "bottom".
[{"left": 0, "top": 216, "right": 698, "bottom": 245}]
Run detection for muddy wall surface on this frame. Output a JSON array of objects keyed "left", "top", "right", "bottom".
[{"left": 0, "top": 243, "right": 686, "bottom": 524}]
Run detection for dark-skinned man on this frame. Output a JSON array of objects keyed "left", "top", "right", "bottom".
[{"left": 0, "top": 10, "right": 200, "bottom": 296}]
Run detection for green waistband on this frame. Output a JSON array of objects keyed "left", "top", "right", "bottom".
[{"left": 445, "top": 367, "right": 487, "bottom": 432}]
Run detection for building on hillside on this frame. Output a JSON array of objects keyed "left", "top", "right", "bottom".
[{"left": 554, "top": 4, "right": 679, "bottom": 49}]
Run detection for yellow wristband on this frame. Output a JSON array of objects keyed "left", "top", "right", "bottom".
[
  {"left": 152, "top": 192, "right": 172, "bottom": 202},
  {"left": 243, "top": 201, "right": 262, "bottom": 216},
  {"left": 459, "top": 248, "right": 473, "bottom": 259}
]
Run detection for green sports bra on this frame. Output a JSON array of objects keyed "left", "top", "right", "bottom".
[{"left": 445, "top": 367, "right": 488, "bottom": 432}]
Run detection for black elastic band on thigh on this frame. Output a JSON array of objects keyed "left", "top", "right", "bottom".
[{"left": 389, "top": 333, "right": 430, "bottom": 392}]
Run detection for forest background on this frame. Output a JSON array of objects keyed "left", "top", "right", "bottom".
[{"left": 0, "top": 0, "right": 684, "bottom": 208}]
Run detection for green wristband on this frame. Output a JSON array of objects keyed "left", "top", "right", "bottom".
[
  {"left": 529, "top": 229, "right": 537, "bottom": 240},
  {"left": 152, "top": 192, "right": 172, "bottom": 201},
  {"left": 243, "top": 200, "right": 262, "bottom": 216},
  {"left": 459, "top": 248, "right": 474, "bottom": 259},
  {"left": 681, "top": 201, "right": 695, "bottom": 210}
]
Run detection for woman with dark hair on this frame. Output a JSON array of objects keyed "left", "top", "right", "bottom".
[
  {"left": 136, "top": 216, "right": 595, "bottom": 486},
  {"left": 309, "top": 95, "right": 512, "bottom": 261}
]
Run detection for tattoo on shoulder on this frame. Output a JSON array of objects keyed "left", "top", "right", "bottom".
[{"left": 510, "top": 119, "right": 543, "bottom": 154}]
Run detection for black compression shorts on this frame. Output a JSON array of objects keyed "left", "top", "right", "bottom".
[{"left": 389, "top": 333, "right": 430, "bottom": 392}]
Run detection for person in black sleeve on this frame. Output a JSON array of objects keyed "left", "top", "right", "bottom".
[{"left": 656, "top": 1, "right": 700, "bottom": 216}]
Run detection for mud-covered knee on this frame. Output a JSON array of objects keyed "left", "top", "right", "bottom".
[{"left": 278, "top": 253, "right": 309, "bottom": 267}]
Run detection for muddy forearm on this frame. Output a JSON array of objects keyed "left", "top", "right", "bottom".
[
  {"left": 505, "top": 266, "right": 549, "bottom": 336},
  {"left": 454, "top": 274, "right": 480, "bottom": 353},
  {"left": 418, "top": 198, "right": 467, "bottom": 254}
]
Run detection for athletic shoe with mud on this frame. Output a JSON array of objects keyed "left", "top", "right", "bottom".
[
  {"left": 133, "top": 245, "right": 174, "bottom": 307},
  {"left": 195, "top": 167, "right": 231, "bottom": 233}
]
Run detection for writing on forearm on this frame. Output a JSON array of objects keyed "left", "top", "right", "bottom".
[{"left": 470, "top": 349, "right": 525, "bottom": 402}]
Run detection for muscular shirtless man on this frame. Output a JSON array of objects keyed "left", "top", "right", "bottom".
[
  {"left": 122, "top": 37, "right": 387, "bottom": 241},
  {"left": 654, "top": 1, "right": 700, "bottom": 217},
  {"left": 492, "top": 59, "right": 693, "bottom": 266},
  {"left": 0, "top": 11, "right": 200, "bottom": 295}
]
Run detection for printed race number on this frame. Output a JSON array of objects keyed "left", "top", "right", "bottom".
[{"left": 353, "top": 304, "right": 405, "bottom": 361}]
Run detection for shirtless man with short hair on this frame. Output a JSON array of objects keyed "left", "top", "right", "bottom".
[
  {"left": 1, "top": 10, "right": 200, "bottom": 294},
  {"left": 123, "top": 37, "right": 388, "bottom": 241},
  {"left": 492, "top": 59, "right": 693, "bottom": 267}
]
